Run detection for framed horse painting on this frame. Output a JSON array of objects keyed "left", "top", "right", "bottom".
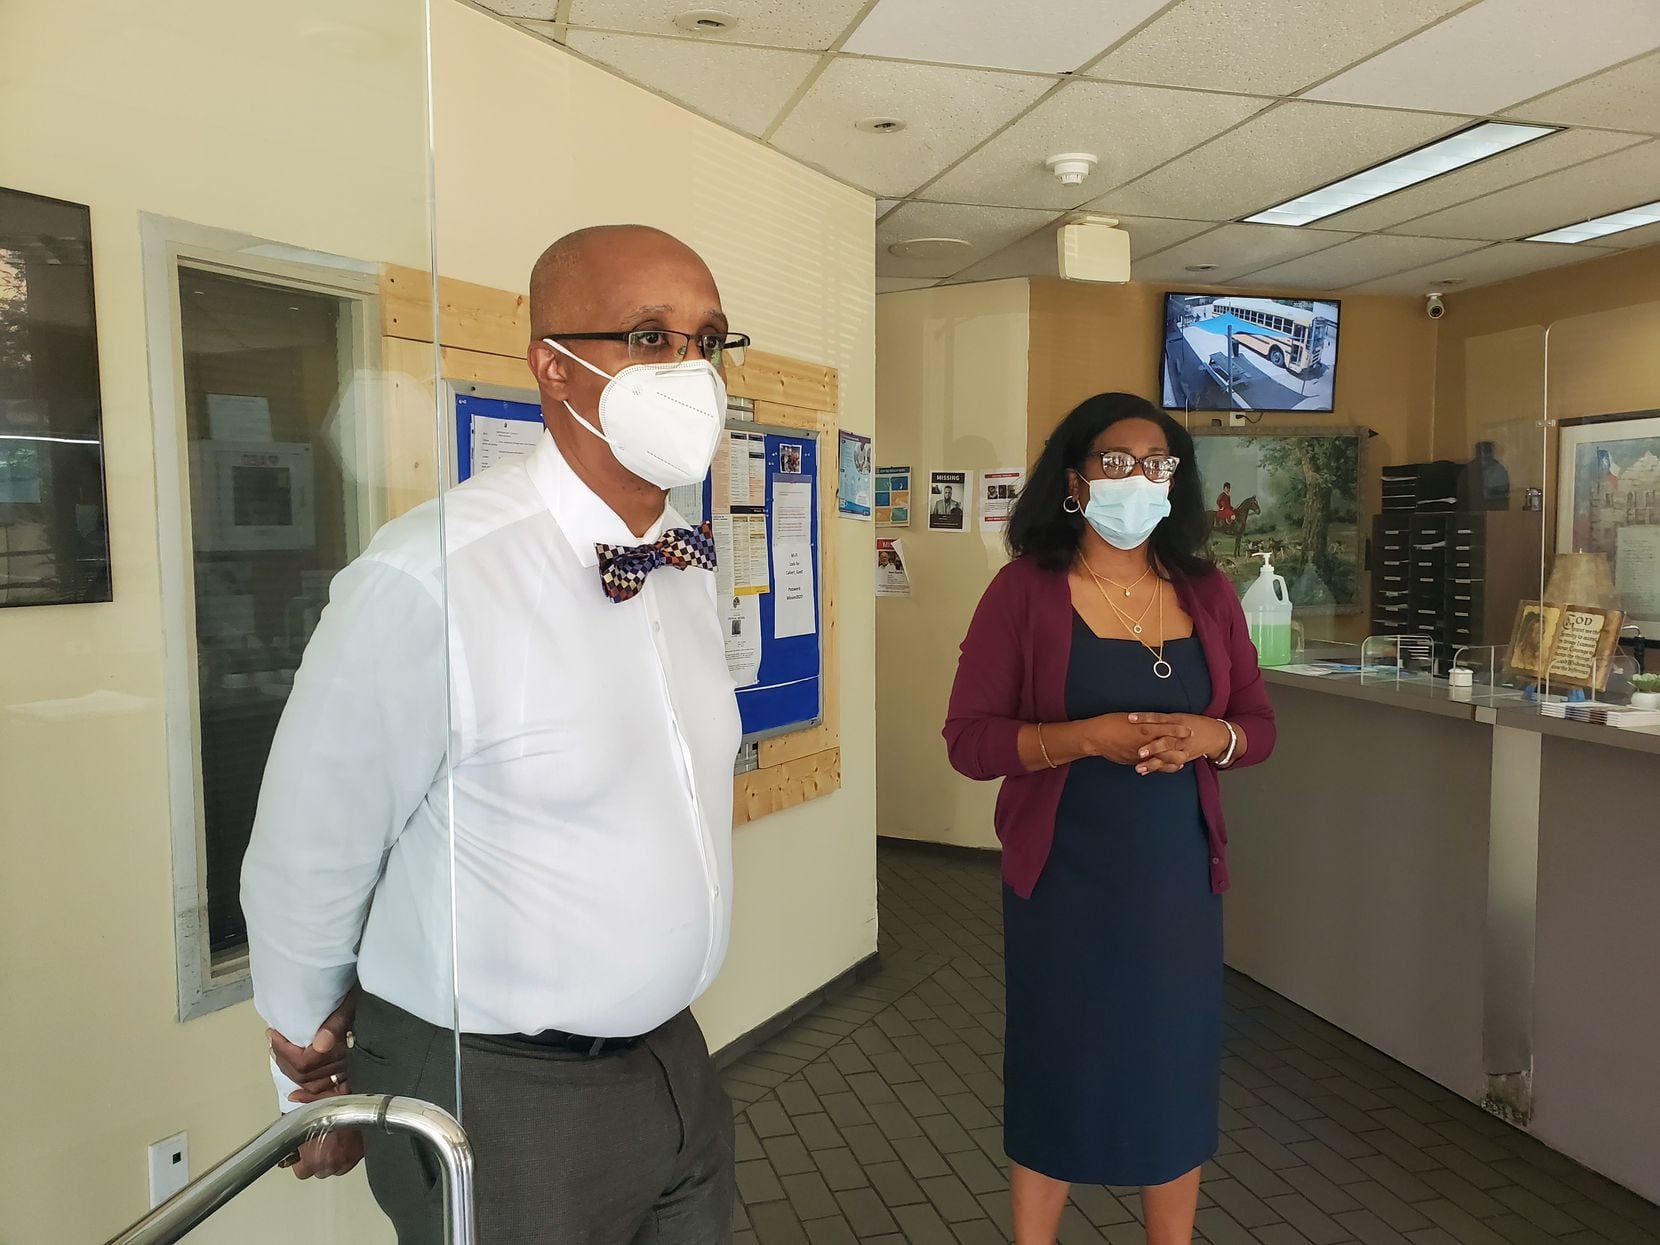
[{"left": 1190, "top": 426, "right": 1366, "bottom": 615}]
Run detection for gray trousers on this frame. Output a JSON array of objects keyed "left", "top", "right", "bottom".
[{"left": 349, "top": 993, "right": 734, "bottom": 1245}]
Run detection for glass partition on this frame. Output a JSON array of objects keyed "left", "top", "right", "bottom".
[
  {"left": 1538, "top": 300, "right": 1660, "bottom": 720},
  {"left": 0, "top": 1, "right": 456, "bottom": 1241}
]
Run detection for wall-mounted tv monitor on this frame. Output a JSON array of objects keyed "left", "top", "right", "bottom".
[{"left": 1160, "top": 293, "right": 1340, "bottom": 414}]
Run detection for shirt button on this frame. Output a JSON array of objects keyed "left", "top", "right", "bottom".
[
  {"left": 1211, "top": 857, "right": 1220, "bottom": 865},
  {"left": 653, "top": 621, "right": 662, "bottom": 633}
]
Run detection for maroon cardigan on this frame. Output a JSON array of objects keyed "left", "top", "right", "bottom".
[{"left": 943, "top": 556, "right": 1276, "bottom": 899}]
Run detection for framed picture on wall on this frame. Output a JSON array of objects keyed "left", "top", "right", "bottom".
[
  {"left": 1190, "top": 426, "right": 1365, "bottom": 613},
  {"left": 0, "top": 185, "right": 112, "bottom": 606},
  {"left": 1556, "top": 410, "right": 1660, "bottom": 640}
]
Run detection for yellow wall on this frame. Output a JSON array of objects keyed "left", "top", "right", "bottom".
[
  {"left": 0, "top": 1, "right": 875, "bottom": 1241},
  {"left": 873, "top": 280, "right": 1030, "bottom": 849},
  {"left": 431, "top": 0, "right": 879, "bottom": 1056}
]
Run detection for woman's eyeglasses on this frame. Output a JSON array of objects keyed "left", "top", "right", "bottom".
[
  {"left": 545, "top": 329, "right": 750, "bottom": 368},
  {"left": 1090, "top": 451, "right": 1182, "bottom": 483}
]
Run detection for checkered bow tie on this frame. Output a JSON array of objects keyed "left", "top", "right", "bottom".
[{"left": 595, "top": 521, "right": 717, "bottom": 604}]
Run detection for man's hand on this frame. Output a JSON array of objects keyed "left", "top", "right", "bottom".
[
  {"left": 285, "top": 1128, "right": 365, "bottom": 1180},
  {"left": 271, "top": 988, "right": 359, "bottom": 1105}
]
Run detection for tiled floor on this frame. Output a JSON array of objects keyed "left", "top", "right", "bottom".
[{"left": 721, "top": 840, "right": 1660, "bottom": 1245}]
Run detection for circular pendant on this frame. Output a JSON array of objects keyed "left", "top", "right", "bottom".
[
  {"left": 1132, "top": 624, "right": 1143, "bottom": 635},
  {"left": 1153, "top": 658, "right": 1173, "bottom": 680}
]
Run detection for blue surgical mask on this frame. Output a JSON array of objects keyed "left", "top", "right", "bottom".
[{"left": 1084, "top": 475, "right": 1171, "bottom": 550}]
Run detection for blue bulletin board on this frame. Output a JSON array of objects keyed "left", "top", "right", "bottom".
[
  {"left": 447, "top": 381, "right": 822, "bottom": 744},
  {"left": 705, "top": 423, "right": 822, "bottom": 742}
]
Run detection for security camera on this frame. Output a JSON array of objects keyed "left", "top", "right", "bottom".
[{"left": 1426, "top": 293, "right": 1446, "bottom": 320}]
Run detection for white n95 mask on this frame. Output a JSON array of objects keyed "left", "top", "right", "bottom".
[{"left": 544, "top": 337, "right": 726, "bottom": 489}]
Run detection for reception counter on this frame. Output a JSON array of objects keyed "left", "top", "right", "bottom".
[{"left": 1222, "top": 667, "right": 1660, "bottom": 1204}]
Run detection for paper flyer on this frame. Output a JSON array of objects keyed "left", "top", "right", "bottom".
[
  {"left": 978, "top": 468, "right": 1025, "bottom": 532},
  {"left": 722, "top": 593, "right": 762, "bottom": 686},
  {"left": 927, "top": 470, "right": 971, "bottom": 532},
  {"left": 838, "top": 430, "right": 873, "bottom": 520},
  {"left": 875, "top": 465, "right": 911, "bottom": 526},
  {"left": 876, "top": 538, "right": 911, "bottom": 598},
  {"left": 471, "top": 414, "right": 544, "bottom": 475},
  {"left": 771, "top": 478, "right": 817, "bottom": 638}
]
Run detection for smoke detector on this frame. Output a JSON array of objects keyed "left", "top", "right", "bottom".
[
  {"left": 673, "top": 9, "right": 737, "bottom": 33},
  {"left": 1045, "top": 153, "right": 1099, "bottom": 186}
]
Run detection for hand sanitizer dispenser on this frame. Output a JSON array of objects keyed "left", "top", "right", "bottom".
[{"left": 1241, "top": 551, "right": 1293, "bottom": 667}]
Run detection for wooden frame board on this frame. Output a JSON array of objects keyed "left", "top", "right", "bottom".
[{"left": 379, "top": 267, "right": 842, "bottom": 826}]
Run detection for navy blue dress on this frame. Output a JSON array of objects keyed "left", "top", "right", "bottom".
[{"left": 1003, "top": 618, "right": 1222, "bottom": 1187}]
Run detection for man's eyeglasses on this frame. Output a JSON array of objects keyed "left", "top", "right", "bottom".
[
  {"left": 545, "top": 329, "right": 750, "bottom": 369},
  {"left": 1090, "top": 451, "right": 1182, "bottom": 483}
]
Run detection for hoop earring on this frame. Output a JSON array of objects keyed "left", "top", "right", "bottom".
[{"left": 1062, "top": 496, "right": 1082, "bottom": 515}]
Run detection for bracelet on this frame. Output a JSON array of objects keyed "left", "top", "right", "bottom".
[
  {"left": 1215, "top": 719, "right": 1239, "bottom": 769},
  {"left": 1036, "top": 723, "right": 1057, "bottom": 770}
]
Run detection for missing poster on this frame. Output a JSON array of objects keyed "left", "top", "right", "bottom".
[
  {"left": 927, "top": 471, "right": 970, "bottom": 532},
  {"left": 876, "top": 538, "right": 911, "bottom": 598}
]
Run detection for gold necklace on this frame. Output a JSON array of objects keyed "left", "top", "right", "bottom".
[
  {"left": 1096, "top": 575, "right": 1173, "bottom": 680},
  {"left": 1084, "top": 557, "right": 1152, "bottom": 598},
  {"left": 1090, "top": 570, "right": 1158, "bottom": 637}
]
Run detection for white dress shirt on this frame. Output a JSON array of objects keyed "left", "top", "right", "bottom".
[{"left": 241, "top": 431, "right": 740, "bottom": 1108}]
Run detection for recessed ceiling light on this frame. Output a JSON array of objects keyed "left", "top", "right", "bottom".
[
  {"left": 1244, "top": 122, "right": 1558, "bottom": 228},
  {"left": 1185, "top": 264, "right": 1219, "bottom": 273},
  {"left": 673, "top": 9, "right": 736, "bottom": 34},
  {"left": 856, "top": 117, "right": 907, "bottom": 135},
  {"left": 1524, "top": 197, "right": 1660, "bottom": 244},
  {"left": 887, "top": 238, "right": 972, "bottom": 260}
]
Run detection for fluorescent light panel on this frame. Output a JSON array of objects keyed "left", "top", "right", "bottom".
[
  {"left": 1245, "top": 122, "right": 1558, "bottom": 227},
  {"left": 1526, "top": 199, "right": 1660, "bottom": 243}
]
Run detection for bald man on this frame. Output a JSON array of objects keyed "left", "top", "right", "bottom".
[{"left": 242, "top": 225, "right": 745, "bottom": 1243}]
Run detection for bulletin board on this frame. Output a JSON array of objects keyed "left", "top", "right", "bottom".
[
  {"left": 701, "top": 422, "right": 823, "bottom": 742},
  {"left": 381, "top": 264, "right": 842, "bottom": 827}
]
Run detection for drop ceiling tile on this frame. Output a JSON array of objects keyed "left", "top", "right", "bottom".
[
  {"left": 842, "top": 0, "right": 1170, "bottom": 73},
  {"left": 943, "top": 215, "right": 1215, "bottom": 285},
  {"left": 1236, "top": 234, "right": 1486, "bottom": 289},
  {"left": 1347, "top": 241, "right": 1618, "bottom": 293},
  {"left": 482, "top": 1, "right": 560, "bottom": 18},
  {"left": 1306, "top": 0, "right": 1660, "bottom": 116},
  {"left": 563, "top": 31, "right": 817, "bottom": 136},
  {"left": 877, "top": 277, "right": 940, "bottom": 293},
  {"left": 1129, "top": 223, "right": 1354, "bottom": 285},
  {"left": 876, "top": 199, "right": 903, "bottom": 218},
  {"left": 921, "top": 80, "right": 1269, "bottom": 210},
  {"left": 566, "top": 0, "right": 870, "bottom": 50},
  {"left": 875, "top": 201, "right": 1059, "bottom": 278},
  {"left": 1086, "top": 0, "right": 1468, "bottom": 96},
  {"left": 1322, "top": 127, "right": 1646, "bottom": 232},
  {"left": 771, "top": 58, "right": 1051, "bottom": 196},
  {"left": 1090, "top": 101, "right": 1462, "bottom": 221},
  {"left": 1388, "top": 139, "right": 1660, "bottom": 240},
  {"left": 1506, "top": 50, "right": 1660, "bottom": 135}
]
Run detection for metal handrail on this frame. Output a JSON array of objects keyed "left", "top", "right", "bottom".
[{"left": 102, "top": 1095, "right": 474, "bottom": 1245}]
